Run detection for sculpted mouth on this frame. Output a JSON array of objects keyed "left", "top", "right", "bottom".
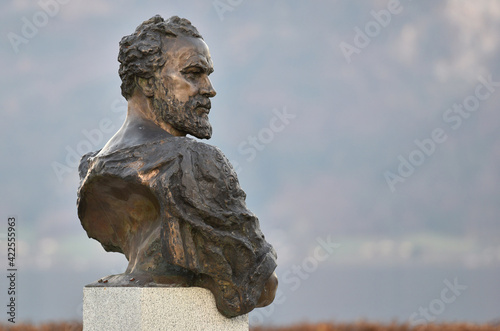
[
  {"left": 196, "top": 100, "right": 211, "bottom": 114},
  {"left": 196, "top": 106, "right": 210, "bottom": 115}
]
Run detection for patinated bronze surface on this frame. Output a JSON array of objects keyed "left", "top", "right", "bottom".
[{"left": 77, "top": 15, "right": 278, "bottom": 317}]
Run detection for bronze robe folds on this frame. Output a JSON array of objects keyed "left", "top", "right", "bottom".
[{"left": 77, "top": 136, "right": 277, "bottom": 317}]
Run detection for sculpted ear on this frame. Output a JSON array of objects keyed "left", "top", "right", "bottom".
[{"left": 136, "top": 77, "right": 155, "bottom": 97}]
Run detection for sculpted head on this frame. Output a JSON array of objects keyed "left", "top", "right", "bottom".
[{"left": 118, "top": 15, "right": 216, "bottom": 139}]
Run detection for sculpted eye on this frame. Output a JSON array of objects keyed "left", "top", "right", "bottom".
[{"left": 183, "top": 67, "right": 203, "bottom": 78}]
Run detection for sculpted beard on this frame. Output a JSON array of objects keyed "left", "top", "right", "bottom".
[{"left": 152, "top": 79, "right": 212, "bottom": 139}]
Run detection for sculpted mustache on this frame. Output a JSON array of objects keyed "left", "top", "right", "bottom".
[
  {"left": 193, "top": 99, "right": 211, "bottom": 109},
  {"left": 154, "top": 96, "right": 211, "bottom": 111}
]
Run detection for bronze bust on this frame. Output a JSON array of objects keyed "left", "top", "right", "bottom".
[{"left": 77, "top": 15, "right": 278, "bottom": 318}]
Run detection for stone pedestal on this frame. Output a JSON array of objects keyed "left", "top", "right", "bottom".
[{"left": 83, "top": 287, "right": 248, "bottom": 331}]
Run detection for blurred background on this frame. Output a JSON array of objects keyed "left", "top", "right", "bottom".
[{"left": 1, "top": 0, "right": 499, "bottom": 326}]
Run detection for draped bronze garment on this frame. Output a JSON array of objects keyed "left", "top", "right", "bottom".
[{"left": 77, "top": 136, "right": 277, "bottom": 317}]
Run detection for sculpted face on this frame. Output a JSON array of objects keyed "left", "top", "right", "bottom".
[{"left": 152, "top": 36, "right": 216, "bottom": 139}]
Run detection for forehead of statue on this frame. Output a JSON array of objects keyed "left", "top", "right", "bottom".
[{"left": 161, "top": 36, "right": 213, "bottom": 71}]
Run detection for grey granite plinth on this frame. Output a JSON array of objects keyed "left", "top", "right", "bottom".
[{"left": 83, "top": 287, "right": 248, "bottom": 331}]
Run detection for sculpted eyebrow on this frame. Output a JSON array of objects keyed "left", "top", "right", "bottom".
[{"left": 181, "top": 61, "right": 213, "bottom": 74}]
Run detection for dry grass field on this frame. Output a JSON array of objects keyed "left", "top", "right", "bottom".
[
  {"left": 252, "top": 321, "right": 500, "bottom": 331},
  {"left": 1, "top": 321, "right": 500, "bottom": 331},
  {"left": 0, "top": 322, "right": 82, "bottom": 331}
]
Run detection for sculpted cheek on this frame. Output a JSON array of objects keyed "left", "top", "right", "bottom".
[{"left": 169, "top": 76, "right": 196, "bottom": 103}]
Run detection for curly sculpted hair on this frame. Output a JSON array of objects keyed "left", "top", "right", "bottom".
[{"left": 118, "top": 15, "right": 203, "bottom": 100}]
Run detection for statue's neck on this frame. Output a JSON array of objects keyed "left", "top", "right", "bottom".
[
  {"left": 98, "top": 92, "right": 186, "bottom": 156},
  {"left": 127, "top": 91, "right": 186, "bottom": 137}
]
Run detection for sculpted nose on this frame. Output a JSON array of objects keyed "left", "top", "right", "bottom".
[{"left": 201, "top": 77, "right": 216, "bottom": 98}]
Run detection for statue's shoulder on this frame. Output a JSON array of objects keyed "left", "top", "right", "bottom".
[
  {"left": 166, "top": 138, "right": 245, "bottom": 201},
  {"left": 78, "top": 136, "right": 236, "bottom": 185},
  {"left": 156, "top": 137, "right": 227, "bottom": 164},
  {"left": 181, "top": 137, "right": 224, "bottom": 157},
  {"left": 179, "top": 138, "right": 234, "bottom": 170}
]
